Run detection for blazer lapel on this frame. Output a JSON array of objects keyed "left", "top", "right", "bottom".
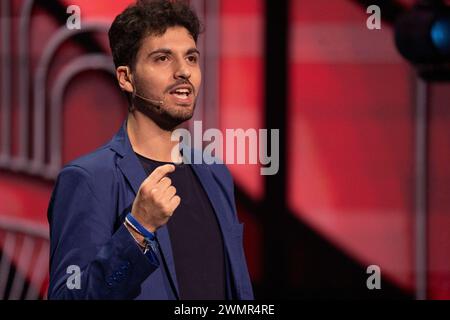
[{"left": 190, "top": 164, "right": 234, "bottom": 234}]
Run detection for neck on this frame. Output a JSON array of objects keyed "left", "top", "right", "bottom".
[{"left": 127, "top": 111, "right": 182, "bottom": 163}]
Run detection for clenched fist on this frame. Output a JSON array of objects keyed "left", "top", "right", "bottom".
[{"left": 130, "top": 164, "right": 181, "bottom": 232}]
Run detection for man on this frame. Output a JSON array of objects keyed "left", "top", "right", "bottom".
[{"left": 47, "top": 0, "right": 253, "bottom": 300}]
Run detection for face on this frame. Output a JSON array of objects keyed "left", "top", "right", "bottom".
[{"left": 128, "top": 26, "right": 201, "bottom": 130}]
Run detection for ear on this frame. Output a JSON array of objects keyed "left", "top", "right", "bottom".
[{"left": 116, "top": 66, "right": 134, "bottom": 94}]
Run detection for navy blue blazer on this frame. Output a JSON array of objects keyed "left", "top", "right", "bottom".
[{"left": 47, "top": 121, "right": 254, "bottom": 300}]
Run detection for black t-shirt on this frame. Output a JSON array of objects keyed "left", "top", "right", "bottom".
[{"left": 136, "top": 153, "right": 226, "bottom": 300}]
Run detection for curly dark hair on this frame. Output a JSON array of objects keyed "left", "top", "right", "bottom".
[{"left": 108, "top": 0, "right": 202, "bottom": 70}]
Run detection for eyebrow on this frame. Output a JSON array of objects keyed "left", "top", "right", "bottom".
[
  {"left": 148, "top": 48, "right": 200, "bottom": 57},
  {"left": 186, "top": 48, "right": 200, "bottom": 56}
]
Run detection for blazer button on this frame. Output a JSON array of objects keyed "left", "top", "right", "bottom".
[
  {"left": 115, "top": 271, "right": 123, "bottom": 282},
  {"left": 106, "top": 276, "right": 114, "bottom": 287}
]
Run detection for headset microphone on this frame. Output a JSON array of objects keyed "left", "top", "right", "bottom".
[
  {"left": 127, "top": 67, "right": 165, "bottom": 106},
  {"left": 133, "top": 91, "right": 165, "bottom": 106}
]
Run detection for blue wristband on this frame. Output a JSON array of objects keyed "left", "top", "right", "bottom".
[{"left": 125, "top": 212, "right": 156, "bottom": 241}]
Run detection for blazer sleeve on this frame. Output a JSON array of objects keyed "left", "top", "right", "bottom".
[{"left": 47, "top": 165, "right": 158, "bottom": 299}]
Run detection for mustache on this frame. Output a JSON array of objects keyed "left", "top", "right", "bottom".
[{"left": 164, "top": 79, "right": 195, "bottom": 94}]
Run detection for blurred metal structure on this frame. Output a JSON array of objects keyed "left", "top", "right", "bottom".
[
  {"left": 31, "top": 22, "right": 113, "bottom": 178},
  {"left": 1, "top": 13, "right": 113, "bottom": 179},
  {"left": 0, "top": 217, "right": 49, "bottom": 300},
  {"left": 414, "top": 77, "right": 429, "bottom": 300},
  {"left": 0, "top": 0, "right": 12, "bottom": 168}
]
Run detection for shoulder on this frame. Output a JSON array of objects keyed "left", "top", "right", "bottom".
[
  {"left": 56, "top": 143, "right": 119, "bottom": 193},
  {"left": 67, "top": 144, "right": 116, "bottom": 172}
]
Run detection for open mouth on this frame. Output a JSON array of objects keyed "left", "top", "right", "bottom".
[{"left": 169, "top": 86, "right": 193, "bottom": 101}]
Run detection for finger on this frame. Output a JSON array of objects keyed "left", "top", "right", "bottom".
[
  {"left": 146, "top": 164, "right": 175, "bottom": 185},
  {"left": 152, "top": 179, "right": 175, "bottom": 202},
  {"left": 169, "top": 195, "right": 181, "bottom": 212},
  {"left": 163, "top": 186, "right": 177, "bottom": 200},
  {"left": 156, "top": 177, "right": 172, "bottom": 191}
]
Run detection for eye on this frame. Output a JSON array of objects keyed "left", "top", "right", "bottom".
[
  {"left": 156, "top": 55, "right": 169, "bottom": 62},
  {"left": 187, "top": 55, "right": 198, "bottom": 63}
]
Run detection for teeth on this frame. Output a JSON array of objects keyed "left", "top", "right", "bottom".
[
  {"left": 174, "top": 93, "right": 188, "bottom": 99},
  {"left": 173, "top": 88, "right": 190, "bottom": 94}
]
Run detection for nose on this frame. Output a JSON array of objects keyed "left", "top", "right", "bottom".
[{"left": 173, "top": 60, "right": 191, "bottom": 80}]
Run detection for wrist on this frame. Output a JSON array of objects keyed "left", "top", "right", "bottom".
[
  {"left": 124, "top": 221, "right": 146, "bottom": 248},
  {"left": 125, "top": 213, "right": 160, "bottom": 255},
  {"left": 130, "top": 211, "right": 157, "bottom": 233},
  {"left": 126, "top": 212, "right": 157, "bottom": 238}
]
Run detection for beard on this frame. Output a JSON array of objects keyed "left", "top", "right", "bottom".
[{"left": 132, "top": 78, "right": 196, "bottom": 131}]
